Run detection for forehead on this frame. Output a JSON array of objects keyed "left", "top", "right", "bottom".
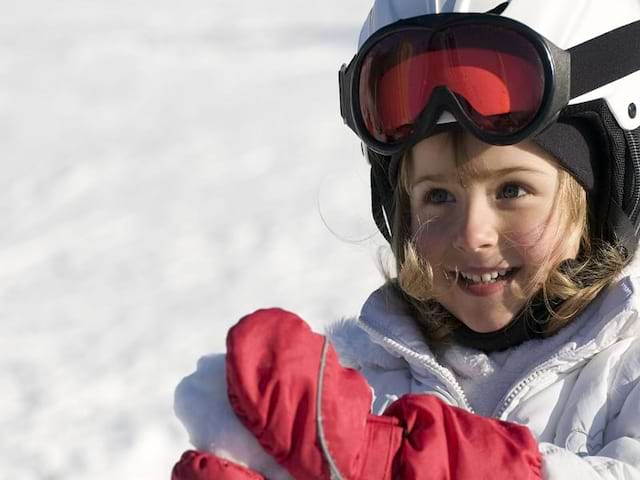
[{"left": 408, "top": 132, "right": 560, "bottom": 183}]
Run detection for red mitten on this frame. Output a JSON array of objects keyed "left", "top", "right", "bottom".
[
  {"left": 226, "top": 308, "right": 402, "bottom": 479},
  {"left": 384, "top": 395, "right": 542, "bottom": 479},
  {"left": 226, "top": 308, "right": 542, "bottom": 480},
  {"left": 172, "top": 450, "right": 266, "bottom": 480}
]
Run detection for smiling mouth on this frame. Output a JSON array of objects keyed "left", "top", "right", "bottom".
[{"left": 448, "top": 267, "right": 520, "bottom": 285}]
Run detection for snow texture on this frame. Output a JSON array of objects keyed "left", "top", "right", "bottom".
[
  {"left": 174, "top": 354, "right": 292, "bottom": 479},
  {"left": 1, "top": 1, "right": 386, "bottom": 478}
]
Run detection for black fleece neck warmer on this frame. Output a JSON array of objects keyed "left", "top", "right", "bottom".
[{"left": 452, "top": 295, "right": 553, "bottom": 353}]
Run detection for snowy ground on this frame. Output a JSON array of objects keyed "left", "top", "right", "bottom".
[{"left": 1, "top": 1, "right": 387, "bottom": 478}]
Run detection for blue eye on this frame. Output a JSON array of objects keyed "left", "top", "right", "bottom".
[
  {"left": 427, "top": 189, "right": 455, "bottom": 204},
  {"left": 499, "top": 183, "right": 527, "bottom": 199}
]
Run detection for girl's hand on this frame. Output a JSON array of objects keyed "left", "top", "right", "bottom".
[{"left": 172, "top": 450, "right": 266, "bottom": 480}]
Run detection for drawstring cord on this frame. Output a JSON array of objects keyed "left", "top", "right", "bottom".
[{"left": 316, "top": 337, "right": 346, "bottom": 480}]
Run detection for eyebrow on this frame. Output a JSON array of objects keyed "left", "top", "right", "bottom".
[{"left": 411, "top": 166, "right": 548, "bottom": 188}]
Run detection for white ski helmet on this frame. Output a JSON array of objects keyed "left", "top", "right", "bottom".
[
  {"left": 341, "top": 0, "right": 640, "bottom": 254},
  {"left": 358, "top": 0, "right": 640, "bottom": 130}
]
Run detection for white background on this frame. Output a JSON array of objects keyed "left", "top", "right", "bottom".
[{"left": 1, "top": 1, "right": 388, "bottom": 478}]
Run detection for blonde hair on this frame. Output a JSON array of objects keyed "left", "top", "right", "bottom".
[{"left": 388, "top": 131, "right": 629, "bottom": 345}]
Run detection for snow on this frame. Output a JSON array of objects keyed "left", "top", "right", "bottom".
[{"left": 1, "top": 1, "right": 387, "bottom": 478}]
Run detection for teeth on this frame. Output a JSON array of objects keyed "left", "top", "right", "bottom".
[{"left": 458, "top": 268, "right": 513, "bottom": 284}]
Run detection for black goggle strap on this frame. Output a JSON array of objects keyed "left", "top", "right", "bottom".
[
  {"left": 569, "top": 20, "right": 640, "bottom": 99},
  {"left": 368, "top": 149, "right": 394, "bottom": 242},
  {"left": 343, "top": 19, "right": 640, "bottom": 105}
]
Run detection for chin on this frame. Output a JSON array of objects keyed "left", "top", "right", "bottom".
[{"left": 458, "top": 311, "right": 515, "bottom": 333}]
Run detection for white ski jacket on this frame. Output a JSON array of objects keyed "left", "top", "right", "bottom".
[{"left": 175, "top": 257, "right": 640, "bottom": 479}]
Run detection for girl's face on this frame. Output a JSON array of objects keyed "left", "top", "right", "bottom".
[{"left": 408, "top": 132, "right": 582, "bottom": 333}]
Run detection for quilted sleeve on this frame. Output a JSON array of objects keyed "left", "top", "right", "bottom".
[{"left": 540, "top": 340, "right": 640, "bottom": 479}]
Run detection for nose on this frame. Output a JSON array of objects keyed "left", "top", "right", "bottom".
[{"left": 452, "top": 196, "right": 499, "bottom": 253}]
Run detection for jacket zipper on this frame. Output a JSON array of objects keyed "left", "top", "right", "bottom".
[
  {"left": 494, "top": 299, "right": 636, "bottom": 419},
  {"left": 493, "top": 348, "right": 589, "bottom": 419},
  {"left": 493, "top": 368, "right": 548, "bottom": 419},
  {"left": 357, "top": 321, "right": 475, "bottom": 413},
  {"left": 360, "top": 305, "right": 625, "bottom": 420}
]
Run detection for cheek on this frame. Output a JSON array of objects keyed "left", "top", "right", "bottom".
[
  {"left": 413, "top": 217, "right": 454, "bottom": 262},
  {"left": 505, "top": 215, "right": 572, "bottom": 265}
]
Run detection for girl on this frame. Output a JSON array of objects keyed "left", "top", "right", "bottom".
[{"left": 172, "top": 0, "right": 640, "bottom": 478}]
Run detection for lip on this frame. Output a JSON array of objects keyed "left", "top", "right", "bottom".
[{"left": 462, "top": 278, "right": 508, "bottom": 296}]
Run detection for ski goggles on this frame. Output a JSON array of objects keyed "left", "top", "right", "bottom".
[{"left": 339, "top": 13, "right": 640, "bottom": 155}]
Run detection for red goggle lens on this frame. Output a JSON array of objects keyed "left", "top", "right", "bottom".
[{"left": 359, "top": 25, "right": 545, "bottom": 143}]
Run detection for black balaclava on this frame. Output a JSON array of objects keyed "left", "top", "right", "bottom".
[{"left": 452, "top": 107, "right": 616, "bottom": 352}]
